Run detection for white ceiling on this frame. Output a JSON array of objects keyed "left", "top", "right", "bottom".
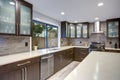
[{"left": 25, "top": 0, "right": 120, "bottom": 22}]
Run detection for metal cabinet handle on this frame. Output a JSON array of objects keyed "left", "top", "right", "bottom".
[
  {"left": 17, "top": 61, "right": 31, "bottom": 66},
  {"left": 22, "top": 68, "right": 25, "bottom": 80},
  {"left": 24, "top": 67, "right": 27, "bottom": 80}
]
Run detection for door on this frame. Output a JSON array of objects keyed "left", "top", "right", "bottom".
[
  {"left": 18, "top": 1, "right": 32, "bottom": 36},
  {"left": 0, "top": 69, "right": 22, "bottom": 80},
  {"left": 0, "top": 0, "right": 16, "bottom": 35}
]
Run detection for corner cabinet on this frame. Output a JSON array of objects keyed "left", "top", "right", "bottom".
[
  {"left": 61, "top": 21, "right": 89, "bottom": 38},
  {"left": 54, "top": 48, "right": 73, "bottom": 73},
  {"left": 0, "top": 0, "right": 32, "bottom": 36}
]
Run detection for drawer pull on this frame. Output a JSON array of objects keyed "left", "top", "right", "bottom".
[{"left": 17, "top": 61, "right": 31, "bottom": 66}]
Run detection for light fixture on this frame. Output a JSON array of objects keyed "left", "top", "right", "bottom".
[
  {"left": 95, "top": 17, "right": 99, "bottom": 20},
  {"left": 74, "top": 21, "right": 78, "bottom": 23},
  {"left": 61, "top": 12, "right": 65, "bottom": 15},
  {"left": 98, "top": 2, "right": 104, "bottom": 7},
  {"left": 9, "top": 2, "right": 15, "bottom": 5}
]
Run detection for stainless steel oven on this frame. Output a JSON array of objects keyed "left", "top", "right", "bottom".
[{"left": 89, "top": 42, "right": 105, "bottom": 52}]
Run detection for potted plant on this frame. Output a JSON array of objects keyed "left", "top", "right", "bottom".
[{"left": 33, "top": 23, "right": 45, "bottom": 51}]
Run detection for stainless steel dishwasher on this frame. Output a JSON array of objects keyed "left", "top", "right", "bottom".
[{"left": 41, "top": 54, "right": 54, "bottom": 80}]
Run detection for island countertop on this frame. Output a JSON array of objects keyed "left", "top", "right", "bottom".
[{"left": 64, "top": 51, "right": 120, "bottom": 80}]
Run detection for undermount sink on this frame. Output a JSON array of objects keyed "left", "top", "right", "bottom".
[{"left": 48, "top": 48, "right": 59, "bottom": 51}]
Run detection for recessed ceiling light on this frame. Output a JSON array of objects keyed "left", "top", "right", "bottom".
[
  {"left": 61, "top": 12, "right": 65, "bottom": 15},
  {"left": 98, "top": 2, "right": 104, "bottom": 7},
  {"left": 9, "top": 2, "right": 15, "bottom": 5},
  {"left": 95, "top": 17, "right": 99, "bottom": 20},
  {"left": 74, "top": 21, "right": 78, "bottom": 23}
]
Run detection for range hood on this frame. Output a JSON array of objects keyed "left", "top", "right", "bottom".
[{"left": 92, "top": 21, "right": 104, "bottom": 33}]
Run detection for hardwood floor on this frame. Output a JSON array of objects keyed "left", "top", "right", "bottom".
[{"left": 47, "top": 61, "right": 80, "bottom": 80}]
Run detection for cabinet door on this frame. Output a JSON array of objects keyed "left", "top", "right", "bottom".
[
  {"left": 0, "top": 69, "right": 22, "bottom": 80},
  {"left": 67, "top": 49, "right": 74, "bottom": 63},
  {"left": 19, "top": 1, "right": 32, "bottom": 36},
  {"left": 26, "top": 63, "right": 40, "bottom": 80},
  {"left": 70, "top": 24, "right": 75, "bottom": 38},
  {"left": 74, "top": 48, "right": 88, "bottom": 62},
  {"left": 107, "top": 20, "right": 119, "bottom": 38},
  {"left": 0, "top": 0, "right": 16, "bottom": 35},
  {"left": 76, "top": 24, "right": 82, "bottom": 38},
  {"left": 82, "top": 24, "right": 89, "bottom": 38},
  {"left": 54, "top": 52, "right": 62, "bottom": 73},
  {"left": 63, "top": 49, "right": 73, "bottom": 66},
  {"left": 61, "top": 21, "right": 68, "bottom": 38}
]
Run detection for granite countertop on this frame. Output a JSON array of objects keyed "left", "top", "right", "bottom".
[
  {"left": 0, "top": 46, "right": 119, "bottom": 66},
  {"left": 105, "top": 47, "right": 120, "bottom": 50},
  {"left": 0, "top": 46, "right": 74, "bottom": 66},
  {"left": 64, "top": 51, "right": 120, "bottom": 80}
]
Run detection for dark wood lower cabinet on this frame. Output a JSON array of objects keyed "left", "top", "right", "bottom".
[
  {"left": 74, "top": 48, "right": 89, "bottom": 62},
  {"left": 54, "top": 48, "right": 73, "bottom": 73},
  {"left": 0, "top": 69, "right": 22, "bottom": 80},
  {"left": 0, "top": 57, "right": 40, "bottom": 80},
  {"left": 0, "top": 47, "right": 90, "bottom": 80},
  {"left": 105, "top": 49, "right": 120, "bottom": 53},
  {"left": 54, "top": 51, "right": 63, "bottom": 73},
  {"left": 26, "top": 63, "right": 40, "bottom": 80}
]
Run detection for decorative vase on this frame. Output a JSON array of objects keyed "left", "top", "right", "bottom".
[{"left": 34, "top": 46, "right": 38, "bottom": 51}]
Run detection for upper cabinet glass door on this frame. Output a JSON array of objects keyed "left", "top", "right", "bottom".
[
  {"left": 107, "top": 21, "right": 119, "bottom": 38},
  {"left": 76, "top": 24, "right": 82, "bottom": 38},
  {"left": 66, "top": 23, "right": 70, "bottom": 38},
  {"left": 19, "top": 1, "right": 32, "bottom": 35},
  {"left": 0, "top": 0, "right": 16, "bottom": 34},
  {"left": 70, "top": 24, "right": 75, "bottom": 38},
  {"left": 82, "top": 24, "right": 88, "bottom": 38}
]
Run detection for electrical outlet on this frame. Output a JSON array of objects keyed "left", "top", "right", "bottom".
[
  {"left": 25, "top": 42, "right": 28, "bottom": 47},
  {"left": 80, "top": 41, "right": 82, "bottom": 43}
]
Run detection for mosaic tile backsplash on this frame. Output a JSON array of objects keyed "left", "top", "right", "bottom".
[{"left": 0, "top": 36, "right": 30, "bottom": 56}]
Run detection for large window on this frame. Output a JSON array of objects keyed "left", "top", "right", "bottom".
[{"left": 32, "top": 20, "right": 58, "bottom": 49}]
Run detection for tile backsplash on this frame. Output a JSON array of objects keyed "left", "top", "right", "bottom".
[
  {"left": 61, "top": 21, "right": 119, "bottom": 48},
  {"left": 0, "top": 36, "right": 30, "bottom": 56}
]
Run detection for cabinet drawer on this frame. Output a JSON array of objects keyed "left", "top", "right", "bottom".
[{"left": 0, "top": 57, "right": 40, "bottom": 74}]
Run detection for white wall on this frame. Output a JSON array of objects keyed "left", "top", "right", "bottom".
[{"left": 33, "top": 11, "right": 61, "bottom": 48}]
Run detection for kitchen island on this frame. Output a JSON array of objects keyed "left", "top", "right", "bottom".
[{"left": 64, "top": 51, "right": 120, "bottom": 80}]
